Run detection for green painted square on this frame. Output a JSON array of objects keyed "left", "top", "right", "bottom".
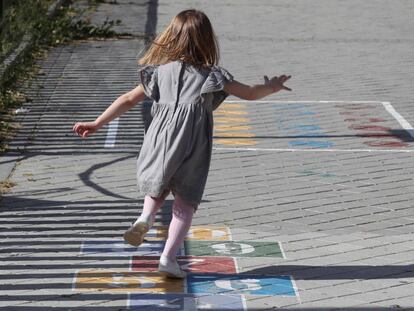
[{"left": 184, "top": 240, "right": 283, "bottom": 258}]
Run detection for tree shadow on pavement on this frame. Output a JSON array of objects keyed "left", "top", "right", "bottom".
[{"left": 245, "top": 264, "right": 414, "bottom": 280}]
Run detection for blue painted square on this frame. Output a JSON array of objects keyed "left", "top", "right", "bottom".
[
  {"left": 129, "top": 293, "right": 245, "bottom": 310},
  {"left": 187, "top": 273, "right": 296, "bottom": 296},
  {"left": 299, "top": 132, "right": 324, "bottom": 137},
  {"left": 288, "top": 140, "right": 334, "bottom": 148}
]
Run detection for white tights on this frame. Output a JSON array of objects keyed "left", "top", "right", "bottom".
[{"left": 137, "top": 188, "right": 196, "bottom": 261}]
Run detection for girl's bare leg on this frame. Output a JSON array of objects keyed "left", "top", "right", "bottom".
[{"left": 161, "top": 193, "right": 196, "bottom": 260}]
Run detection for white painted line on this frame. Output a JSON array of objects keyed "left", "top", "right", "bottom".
[
  {"left": 382, "top": 102, "right": 414, "bottom": 138},
  {"left": 126, "top": 292, "right": 131, "bottom": 309},
  {"left": 224, "top": 100, "right": 387, "bottom": 104},
  {"left": 227, "top": 227, "right": 233, "bottom": 241},
  {"left": 290, "top": 276, "right": 302, "bottom": 304},
  {"left": 78, "top": 241, "right": 85, "bottom": 255},
  {"left": 104, "top": 117, "right": 119, "bottom": 148},
  {"left": 227, "top": 227, "right": 241, "bottom": 274},
  {"left": 71, "top": 269, "right": 79, "bottom": 291},
  {"left": 234, "top": 257, "right": 239, "bottom": 274},
  {"left": 213, "top": 147, "right": 414, "bottom": 153},
  {"left": 279, "top": 241, "right": 286, "bottom": 259},
  {"left": 241, "top": 295, "right": 248, "bottom": 311}
]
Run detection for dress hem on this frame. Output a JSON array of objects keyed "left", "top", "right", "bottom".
[{"left": 137, "top": 179, "right": 201, "bottom": 211}]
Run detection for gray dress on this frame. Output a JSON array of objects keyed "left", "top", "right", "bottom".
[{"left": 136, "top": 60, "right": 234, "bottom": 209}]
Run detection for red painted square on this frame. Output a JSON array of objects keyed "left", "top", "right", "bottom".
[
  {"left": 131, "top": 256, "right": 237, "bottom": 274},
  {"left": 130, "top": 256, "right": 159, "bottom": 272}
]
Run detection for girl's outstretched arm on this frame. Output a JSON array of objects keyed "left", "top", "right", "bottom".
[
  {"left": 73, "top": 84, "right": 146, "bottom": 138},
  {"left": 224, "top": 75, "right": 292, "bottom": 100}
]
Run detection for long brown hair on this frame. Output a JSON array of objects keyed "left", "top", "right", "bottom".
[{"left": 139, "top": 9, "right": 220, "bottom": 68}]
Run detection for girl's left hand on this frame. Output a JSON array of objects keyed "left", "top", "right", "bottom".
[{"left": 264, "top": 75, "right": 292, "bottom": 92}]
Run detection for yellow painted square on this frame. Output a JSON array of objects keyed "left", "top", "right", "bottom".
[
  {"left": 154, "top": 227, "right": 168, "bottom": 239},
  {"left": 186, "top": 226, "right": 231, "bottom": 241},
  {"left": 220, "top": 103, "right": 247, "bottom": 109},
  {"left": 214, "top": 110, "right": 248, "bottom": 115},
  {"left": 214, "top": 117, "right": 249, "bottom": 123},
  {"left": 215, "top": 139, "right": 258, "bottom": 146},
  {"left": 216, "top": 132, "right": 256, "bottom": 137},
  {"left": 215, "top": 125, "right": 252, "bottom": 131},
  {"left": 74, "top": 270, "right": 184, "bottom": 293},
  {"left": 155, "top": 226, "right": 230, "bottom": 241}
]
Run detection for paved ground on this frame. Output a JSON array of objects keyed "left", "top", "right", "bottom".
[{"left": 1, "top": 0, "right": 414, "bottom": 310}]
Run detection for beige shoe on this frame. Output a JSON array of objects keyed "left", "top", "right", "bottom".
[
  {"left": 123, "top": 221, "right": 150, "bottom": 247},
  {"left": 158, "top": 256, "right": 187, "bottom": 279}
]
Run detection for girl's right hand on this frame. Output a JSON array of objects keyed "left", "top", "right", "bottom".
[
  {"left": 73, "top": 121, "right": 99, "bottom": 138},
  {"left": 264, "top": 75, "right": 292, "bottom": 92}
]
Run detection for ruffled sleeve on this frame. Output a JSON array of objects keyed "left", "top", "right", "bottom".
[
  {"left": 139, "top": 64, "right": 159, "bottom": 102},
  {"left": 200, "top": 65, "right": 234, "bottom": 111}
]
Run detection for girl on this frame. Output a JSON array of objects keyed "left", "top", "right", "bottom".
[{"left": 73, "top": 9, "right": 291, "bottom": 279}]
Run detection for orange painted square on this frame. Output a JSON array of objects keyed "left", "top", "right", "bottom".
[{"left": 74, "top": 270, "right": 184, "bottom": 293}]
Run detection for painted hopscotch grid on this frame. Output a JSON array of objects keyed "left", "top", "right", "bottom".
[
  {"left": 73, "top": 225, "right": 299, "bottom": 309},
  {"left": 213, "top": 101, "right": 414, "bottom": 152},
  {"left": 184, "top": 240, "right": 284, "bottom": 258},
  {"left": 78, "top": 226, "right": 233, "bottom": 256},
  {"left": 156, "top": 225, "right": 232, "bottom": 241},
  {"left": 132, "top": 256, "right": 238, "bottom": 274},
  {"left": 79, "top": 240, "right": 284, "bottom": 259},
  {"left": 214, "top": 102, "right": 257, "bottom": 146},
  {"left": 104, "top": 100, "right": 414, "bottom": 152}
]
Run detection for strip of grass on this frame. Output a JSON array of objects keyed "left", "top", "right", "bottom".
[
  {"left": 0, "top": 0, "right": 122, "bottom": 152},
  {"left": 1, "top": 0, "right": 52, "bottom": 63}
]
